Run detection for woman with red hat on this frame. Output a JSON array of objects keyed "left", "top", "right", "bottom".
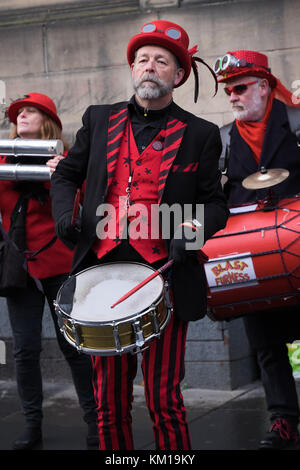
[
  {"left": 0, "top": 92, "right": 98, "bottom": 450},
  {"left": 51, "top": 21, "right": 228, "bottom": 450},
  {"left": 214, "top": 50, "right": 300, "bottom": 449}
]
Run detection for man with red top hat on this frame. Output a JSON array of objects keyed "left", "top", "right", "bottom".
[
  {"left": 50, "top": 20, "right": 228, "bottom": 450},
  {"left": 214, "top": 50, "right": 300, "bottom": 450}
]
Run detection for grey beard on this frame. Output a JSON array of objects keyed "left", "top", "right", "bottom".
[
  {"left": 233, "top": 108, "right": 250, "bottom": 120},
  {"left": 232, "top": 89, "right": 264, "bottom": 121},
  {"left": 133, "top": 73, "right": 174, "bottom": 100}
]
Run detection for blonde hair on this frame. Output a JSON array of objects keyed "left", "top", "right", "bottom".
[{"left": 9, "top": 112, "right": 69, "bottom": 151}]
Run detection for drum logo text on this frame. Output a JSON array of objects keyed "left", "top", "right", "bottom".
[
  {"left": 211, "top": 260, "right": 249, "bottom": 277},
  {"left": 204, "top": 253, "right": 258, "bottom": 291}
]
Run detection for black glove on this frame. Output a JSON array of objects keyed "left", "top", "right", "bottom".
[
  {"left": 169, "top": 222, "right": 203, "bottom": 264},
  {"left": 55, "top": 211, "right": 80, "bottom": 250}
]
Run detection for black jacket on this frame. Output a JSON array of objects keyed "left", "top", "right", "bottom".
[
  {"left": 51, "top": 100, "right": 229, "bottom": 321},
  {"left": 224, "top": 99, "right": 300, "bottom": 205}
]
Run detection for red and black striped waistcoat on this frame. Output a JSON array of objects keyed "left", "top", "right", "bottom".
[{"left": 93, "top": 104, "right": 187, "bottom": 263}]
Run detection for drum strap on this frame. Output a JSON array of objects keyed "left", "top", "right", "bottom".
[
  {"left": 219, "top": 122, "right": 232, "bottom": 174},
  {"left": 219, "top": 105, "right": 300, "bottom": 174},
  {"left": 26, "top": 235, "right": 57, "bottom": 261}
]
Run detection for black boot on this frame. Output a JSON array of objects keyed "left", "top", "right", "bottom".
[
  {"left": 259, "top": 417, "right": 300, "bottom": 450},
  {"left": 86, "top": 421, "right": 99, "bottom": 449},
  {"left": 12, "top": 426, "right": 43, "bottom": 450}
]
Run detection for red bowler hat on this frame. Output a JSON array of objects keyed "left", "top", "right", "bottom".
[
  {"left": 8, "top": 92, "right": 62, "bottom": 129},
  {"left": 127, "top": 20, "right": 218, "bottom": 101}
]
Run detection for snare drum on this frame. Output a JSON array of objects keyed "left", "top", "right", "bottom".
[
  {"left": 203, "top": 196, "right": 300, "bottom": 321},
  {"left": 54, "top": 262, "right": 172, "bottom": 355}
]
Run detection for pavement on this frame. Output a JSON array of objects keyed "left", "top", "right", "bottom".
[{"left": 1, "top": 377, "right": 300, "bottom": 453}]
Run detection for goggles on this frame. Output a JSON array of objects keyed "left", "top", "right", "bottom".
[
  {"left": 214, "top": 54, "right": 252, "bottom": 74},
  {"left": 224, "top": 80, "right": 258, "bottom": 96},
  {"left": 214, "top": 54, "right": 270, "bottom": 75},
  {"left": 141, "top": 23, "right": 182, "bottom": 40}
]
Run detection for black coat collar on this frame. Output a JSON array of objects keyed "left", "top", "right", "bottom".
[{"left": 110, "top": 98, "right": 188, "bottom": 124}]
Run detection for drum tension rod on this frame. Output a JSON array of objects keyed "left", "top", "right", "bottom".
[
  {"left": 113, "top": 324, "right": 123, "bottom": 354},
  {"left": 54, "top": 301, "right": 64, "bottom": 333},
  {"left": 150, "top": 308, "right": 160, "bottom": 335},
  {"left": 71, "top": 320, "right": 82, "bottom": 352},
  {"left": 132, "top": 320, "right": 145, "bottom": 349}
]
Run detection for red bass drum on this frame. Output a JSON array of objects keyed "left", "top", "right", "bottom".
[{"left": 203, "top": 196, "right": 300, "bottom": 321}]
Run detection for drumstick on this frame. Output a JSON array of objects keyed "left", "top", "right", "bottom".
[{"left": 110, "top": 259, "right": 174, "bottom": 309}]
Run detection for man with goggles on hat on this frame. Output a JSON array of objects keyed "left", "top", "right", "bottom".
[
  {"left": 50, "top": 20, "right": 228, "bottom": 450},
  {"left": 215, "top": 49, "right": 300, "bottom": 450}
]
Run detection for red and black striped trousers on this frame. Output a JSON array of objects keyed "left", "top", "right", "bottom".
[{"left": 91, "top": 313, "right": 191, "bottom": 450}]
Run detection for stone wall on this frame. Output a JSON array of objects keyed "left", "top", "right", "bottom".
[
  {"left": 1, "top": 0, "right": 299, "bottom": 389},
  {"left": 1, "top": 0, "right": 299, "bottom": 140}
]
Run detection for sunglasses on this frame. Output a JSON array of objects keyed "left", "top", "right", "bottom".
[
  {"left": 141, "top": 23, "right": 181, "bottom": 40},
  {"left": 224, "top": 80, "right": 258, "bottom": 96}
]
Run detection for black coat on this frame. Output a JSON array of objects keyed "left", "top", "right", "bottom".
[
  {"left": 222, "top": 99, "right": 300, "bottom": 347},
  {"left": 224, "top": 99, "right": 300, "bottom": 204},
  {"left": 50, "top": 100, "right": 229, "bottom": 321}
]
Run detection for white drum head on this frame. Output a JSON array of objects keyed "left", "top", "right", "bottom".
[{"left": 68, "top": 263, "right": 164, "bottom": 322}]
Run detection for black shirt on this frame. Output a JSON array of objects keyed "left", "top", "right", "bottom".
[{"left": 128, "top": 95, "right": 172, "bottom": 154}]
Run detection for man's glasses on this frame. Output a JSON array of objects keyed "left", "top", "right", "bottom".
[
  {"left": 141, "top": 23, "right": 181, "bottom": 40},
  {"left": 224, "top": 80, "right": 258, "bottom": 96}
]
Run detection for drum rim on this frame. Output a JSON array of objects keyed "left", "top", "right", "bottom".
[
  {"left": 56, "top": 294, "right": 165, "bottom": 327},
  {"left": 55, "top": 260, "right": 166, "bottom": 324},
  {"left": 228, "top": 194, "right": 300, "bottom": 215}
]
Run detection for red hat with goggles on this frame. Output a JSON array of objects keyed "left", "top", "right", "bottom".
[
  {"left": 214, "top": 50, "right": 277, "bottom": 87},
  {"left": 8, "top": 92, "right": 62, "bottom": 129},
  {"left": 127, "top": 20, "right": 218, "bottom": 101},
  {"left": 214, "top": 49, "right": 300, "bottom": 107}
]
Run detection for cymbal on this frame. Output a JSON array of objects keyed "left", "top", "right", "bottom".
[{"left": 242, "top": 167, "right": 290, "bottom": 190}]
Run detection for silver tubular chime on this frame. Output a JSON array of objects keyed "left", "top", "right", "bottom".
[
  {"left": 0, "top": 138, "right": 64, "bottom": 181},
  {"left": 0, "top": 164, "right": 51, "bottom": 181}
]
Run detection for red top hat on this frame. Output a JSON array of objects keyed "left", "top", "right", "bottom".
[
  {"left": 8, "top": 92, "right": 62, "bottom": 129},
  {"left": 216, "top": 50, "right": 277, "bottom": 88},
  {"left": 127, "top": 20, "right": 195, "bottom": 87}
]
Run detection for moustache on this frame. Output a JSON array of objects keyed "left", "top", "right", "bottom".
[{"left": 138, "top": 73, "right": 162, "bottom": 86}]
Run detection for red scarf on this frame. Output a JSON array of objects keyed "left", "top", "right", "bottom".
[{"left": 235, "top": 89, "right": 275, "bottom": 163}]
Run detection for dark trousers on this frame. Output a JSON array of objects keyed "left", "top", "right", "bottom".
[
  {"left": 257, "top": 343, "right": 300, "bottom": 425},
  {"left": 244, "top": 312, "right": 300, "bottom": 426},
  {"left": 7, "top": 274, "right": 97, "bottom": 428}
]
